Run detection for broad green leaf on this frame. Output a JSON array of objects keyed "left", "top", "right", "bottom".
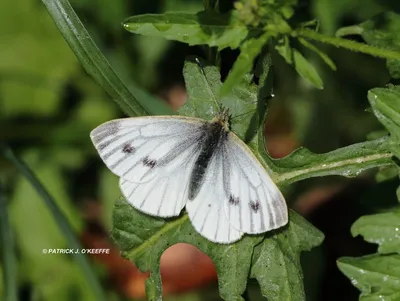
[
  {"left": 351, "top": 208, "right": 400, "bottom": 254},
  {"left": 368, "top": 86, "right": 400, "bottom": 157},
  {"left": 360, "top": 12, "right": 400, "bottom": 78},
  {"left": 112, "top": 197, "right": 263, "bottom": 301},
  {"left": 250, "top": 211, "right": 324, "bottom": 301},
  {"left": 338, "top": 254, "right": 400, "bottom": 301},
  {"left": 178, "top": 56, "right": 222, "bottom": 120},
  {"left": 123, "top": 11, "right": 253, "bottom": 51},
  {"left": 220, "top": 33, "right": 270, "bottom": 98},
  {"left": 298, "top": 37, "right": 336, "bottom": 70},
  {"left": 112, "top": 198, "right": 323, "bottom": 301},
  {"left": 275, "top": 37, "right": 323, "bottom": 89},
  {"left": 179, "top": 56, "right": 260, "bottom": 143}
]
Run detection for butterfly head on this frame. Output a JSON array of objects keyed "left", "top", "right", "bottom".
[{"left": 212, "top": 108, "right": 231, "bottom": 131}]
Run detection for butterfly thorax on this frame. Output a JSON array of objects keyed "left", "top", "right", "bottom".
[{"left": 188, "top": 120, "right": 229, "bottom": 200}]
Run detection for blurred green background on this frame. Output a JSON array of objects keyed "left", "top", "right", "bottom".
[{"left": 1, "top": 0, "right": 400, "bottom": 300}]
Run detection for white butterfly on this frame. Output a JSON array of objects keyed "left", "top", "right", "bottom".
[{"left": 90, "top": 113, "right": 288, "bottom": 243}]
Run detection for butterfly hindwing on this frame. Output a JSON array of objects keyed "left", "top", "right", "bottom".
[
  {"left": 222, "top": 133, "right": 288, "bottom": 234},
  {"left": 186, "top": 146, "right": 244, "bottom": 243}
]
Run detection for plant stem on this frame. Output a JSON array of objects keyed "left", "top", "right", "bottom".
[
  {"left": 1, "top": 145, "right": 106, "bottom": 301},
  {"left": 296, "top": 28, "right": 400, "bottom": 60}
]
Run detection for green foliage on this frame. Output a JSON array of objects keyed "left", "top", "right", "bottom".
[
  {"left": 337, "top": 208, "right": 400, "bottom": 300},
  {"left": 338, "top": 254, "right": 400, "bottom": 301},
  {"left": 335, "top": 13, "right": 400, "bottom": 297},
  {"left": 250, "top": 212, "right": 323, "bottom": 301},
  {"left": 360, "top": 12, "right": 400, "bottom": 79},
  {"left": 112, "top": 198, "right": 323, "bottom": 301}
]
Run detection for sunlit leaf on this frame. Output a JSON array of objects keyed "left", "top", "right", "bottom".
[
  {"left": 123, "top": 11, "right": 254, "bottom": 51},
  {"left": 351, "top": 208, "right": 400, "bottom": 254},
  {"left": 338, "top": 254, "right": 400, "bottom": 301},
  {"left": 251, "top": 212, "right": 323, "bottom": 301},
  {"left": 368, "top": 86, "right": 400, "bottom": 157},
  {"left": 112, "top": 198, "right": 323, "bottom": 301}
]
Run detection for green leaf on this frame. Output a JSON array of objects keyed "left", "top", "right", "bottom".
[
  {"left": 123, "top": 11, "right": 253, "bottom": 51},
  {"left": 292, "top": 49, "right": 323, "bottom": 89},
  {"left": 368, "top": 86, "right": 400, "bottom": 140},
  {"left": 351, "top": 208, "right": 400, "bottom": 254},
  {"left": 368, "top": 86, "right": 400, "bottom": 157},
  {"left": 250, "top": 211, "right": 324, "bottom": 301},
  {"left": 275, "top": 37, "right": 323, "bottom": 89},
  {"left": 178, "top": 56, "right": 222, "bottom": 120},
  {"left": 270, "top": 136, "right": 394, "bottom": 186},
  {"left": 112, "top": 197, "right": 263, "bottom": 301},
  {"left": 179, "top": 56, "right": 260, "bottom": 142},
  {"left": 112, "top": 198, "right": 323, "bottom": 301},
  {"left": 338, "top": 254, "right": 400, "bottom": 301},
  {"left": 220, "top": 33, "right": 270, "bottom": 98},
  {"left": 298, "top": 37, "right": 336, "bottom": 70},
  {"left": 360, "top": 12, "right": 400, "bottom": 78}
]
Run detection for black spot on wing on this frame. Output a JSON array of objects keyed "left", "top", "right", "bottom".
[
  {"left": 228, "top": 195, "right": 240, "bottom": 205},
  {"left": 249, "top": 200, "right": 260, "bottom": 213},
  {"left": 143, "top": 156, "right": 157, "bottom": 168},
  {"left": 122, "top": 143, "right": 135, "bottom": 154}
]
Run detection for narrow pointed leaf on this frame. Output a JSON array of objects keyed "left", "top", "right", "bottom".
[{"left": 220, "top": 33, "right": 270, "bottom": 97}]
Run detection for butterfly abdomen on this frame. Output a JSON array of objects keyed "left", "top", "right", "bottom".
[{"left": 188, "top": 122, "right": 228, "bottom": 200}]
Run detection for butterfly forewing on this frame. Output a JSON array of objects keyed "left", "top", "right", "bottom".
[
  {"left": 90, "top": 117, "right": 205, "bottom": 183},
  {"left": 119, "top": 139, "right": 202, "bottom": 217}
]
